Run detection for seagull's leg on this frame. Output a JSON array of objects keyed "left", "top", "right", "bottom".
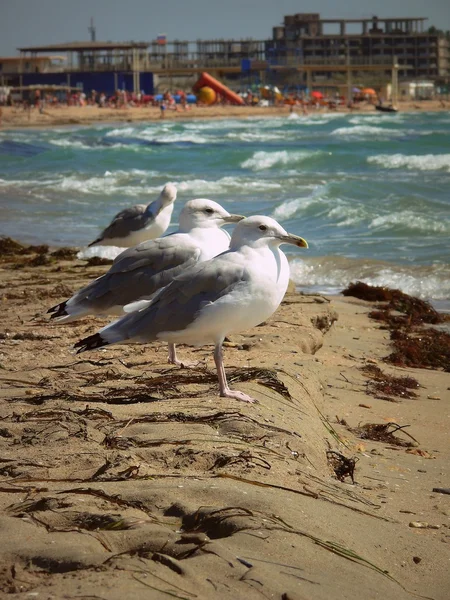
[
  {"left": 167, "top": 343, "right": 200, "bottom": 369},
  {"left": 167, "top": 343, "right": 185, "bottom": 366},
  {"left": 214, "top": 343, "right": 256, "bottom": 403}
]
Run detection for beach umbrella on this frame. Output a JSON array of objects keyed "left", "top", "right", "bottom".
[
  {"left": 361, "top": 88, "right": 377, "bottom": 95},
  {"left": 311, "top": 91, "right": 323, "bottom": 99}
]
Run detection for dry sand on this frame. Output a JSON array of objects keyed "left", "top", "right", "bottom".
[
  {"left": 1, "top": 99, "right": 449, "bottom": 129},
  {"left": 0, "top": 245, "right": 448, "bottom": 599}
]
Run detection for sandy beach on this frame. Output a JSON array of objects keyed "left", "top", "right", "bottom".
[
  {"left": 1, "top": 99, "right": 449, "bottom": 129},
  {"left": 0, "top": 242, "right": 448, "bottom": 599}
]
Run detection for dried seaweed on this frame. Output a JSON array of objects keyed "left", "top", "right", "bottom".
[
  {"left": 342, "top": 282, "right": 443, "bottom": 325},
  {"left": 361, "top": 364, "right": 419, "bottom": 400},
  {"left": 0, "top": 237, "right": 48, "bottom": 257},
  {"left": 50, "top": 247, "right": 78, "bottom": 260},
  {"left": 326, "top": 450, "right": 358, "bottom": 484},
  {"left": 388, "top": 328, "right": 450, "bottom": 372},
  {"left": 228, "top": 367, "right": 292, "bottom": 400},
  {"left": 84, "top": 257, "right": 114, "bottom": 266},
  {"left": 351, "top": 422, "right": 417, "bottom": 447},
  {"left": 343, "top": 282, "right": 449, "bottom": 372}
]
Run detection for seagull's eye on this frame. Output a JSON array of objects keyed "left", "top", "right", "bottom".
[
  {"left": 259, "top": 225, "right": 268, "bottom": 231},
  {"left": 205, "top": 208, "right": 214, "bottom": 214}
]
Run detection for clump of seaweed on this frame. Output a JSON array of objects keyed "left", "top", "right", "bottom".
[
  {"left": 85, "top": 257, "right": 114, "bottom": 266},
  {"left": 343, "top": 282, "right": 450, "bottom": 372},
  {"left": 326, "top": 450, "right": 358, "bottom": 484},
  {"left": 0, "top": 237, "right": 49, "bottom": 263},
  {"left": 361, "top": 364, "right": 419, "bottom": 400},
  {"left": 51, "top": 247, "right": 78, "bottom": 260},
  {"left": 351, "top": 422, "right": 417, "bottom": 447},
  {"left": 342, "top": 281, "right": 443, "bottom": 325},
  {"left": 388, "top": 328, "right": 450, "bottom": 372},
  {"left": 0, "top": 237, "right": 28, "bottom": 255}
]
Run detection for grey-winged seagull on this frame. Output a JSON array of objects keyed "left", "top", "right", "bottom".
[
  {"left": 74, "top": 216, "right": 308, "bottom": 402},
  {"left": 88, "top": 182, "right": 177, "bottom": 248},
  {"left": 48, "top": 198, "right": 244, "bottom": 365}
]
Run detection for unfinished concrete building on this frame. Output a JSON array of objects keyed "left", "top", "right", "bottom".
[{"left": 267, "top": 14, "right": 449, "bottom": 81}]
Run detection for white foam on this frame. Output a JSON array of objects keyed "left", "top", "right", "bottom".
[
  {"left": 272, "top": 186, "right": 328, "bottom": 220},
  {"left": 368, "top": 153, "right": 450, "bottom": 172},
  {"left": 327, "top": 202, "right": 366, "bottom": 227},
  {"left": 177, "top": 176, "right": 282, "bottom": 195},
  {"left": 331, "top": 125, "right": 400, "bottom": 138},
  {"left": 272, "top": 198, "right": 303, "bottom": 220},
  {"left": 290, "top": 257, "right": 450, "bottom": 301},
  {"left": 369, "top": 210, "right": 449, "bottom": 233},
  {"left": 77, "top": 245, "right": 124, "bottom": 261},
  {"left": 241, "top": 150, "right": 320, "bottom": 171},
  {"left": 49, "top": 139, "right": 93, "bottom": 150},
  {"left": 105, "top": 127, "right": 137, "bottom": 137},
  {"left": 226, "top": 131, "right": 282, "bottom": 142}
]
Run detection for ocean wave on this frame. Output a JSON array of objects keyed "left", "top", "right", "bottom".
[
  {"left": 331, "top": 125, "right": 401, "bottom": 138},
  {"left": 105, "top": 127, "right": 137, "bottom": 137},
  {"left": 0, "top": 169, "right": 161, "bottom": 197},
  {"left": 290, "top": 256, "right": 450, "bottom": 300},
  {"left": 176, "top": 176, "right": 282, "bottom": 195},
  {"left": 241, "top": 150, "right": 321, "bottom": 171},
  {"left": 367, "top": 153, "right": 450, "bottom": 172},
  {"left": 271, "top": 185, "right": 330, "bottom": 220},
  {"left": 77, "top": 245, "right": 124, "bottom": 261},
  {"left": 49, "top": 139, "right": 94, "bottom": 150},
  {"left": 348, "top": 115, "right": 402, "bottom": 125},
  {"left": 327, "top": 202, "right": 366, "bottom": 227},
  {"left": 226, "top": 131, "right": 282, "bottom": 142},
  {"left": 369, "top": 210, "right": 449, "bottom": 233}
]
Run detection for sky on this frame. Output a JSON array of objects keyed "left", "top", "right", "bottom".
[{"left": 1, "top": 0, "right": 449, "bottom": 56}]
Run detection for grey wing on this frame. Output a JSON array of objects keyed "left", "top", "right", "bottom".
[
  {"left": 119, "top": 256, "right": 248, "bottom": 341},
  {"left": 94, "top": 204, "right": 147, "bottom": 243},
  {"left": 72, "top": 237, "right": 201, "bottom": 312},
  {"left": 109, "top": 235, "right": 196, "bottom": 274}
]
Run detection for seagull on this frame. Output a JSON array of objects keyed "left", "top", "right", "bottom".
[
  {"left": 48, "top": 199, "right": 244, "bottom": 365},
  {"left": 74, "top": 216, "right": 308, "bottom": 402},
  {"left": 88, "top": 183, "right": 177, "bottom": 248}
]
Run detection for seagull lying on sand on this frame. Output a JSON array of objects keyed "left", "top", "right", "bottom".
[
  {"left": 74, "top": 216, "right": 308, "bottom": 403},
  {"left": 88, "top": 182, "right": 177, "bottom": 248},
  {"left": 48, "top": 199, "right": 244, "bottom": 365}
]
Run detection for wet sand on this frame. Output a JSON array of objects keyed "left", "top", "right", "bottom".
[
  {"left": 0, "top": 245, "right": 448, "bottom": 598},
  {"left": 1, "top": 99, "right": 448, "bottom": 129}
]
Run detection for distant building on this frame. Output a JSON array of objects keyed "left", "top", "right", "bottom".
[
  {"left": 0, "top": 55, "right": 65, "bottom": 78},
  {"left": 267, "top": 14, "right": 449, "bottom": 80},
  {"left": 4, "top": 13, "right": 448, "bottom": 96},
  {"left": 10, "top": 41, "right": 154, "bottom": 95}
]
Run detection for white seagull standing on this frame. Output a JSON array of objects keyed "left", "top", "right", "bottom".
[
  {"left": 74, "top": 216, "right": 308, "bottom": 403},
  {"left": 48, "top": 199, "right": 244, "bottom": 365},
  {"left": 88, "top": 182, "right": 177, "bottom": 248}
]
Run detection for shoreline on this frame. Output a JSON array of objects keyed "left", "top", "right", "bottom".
[
  {"left": 1, "top": 99, "right": 448, "bottom": 130},
  {"left": 0, "top": 244, "right": 449, "bottom": 598}
]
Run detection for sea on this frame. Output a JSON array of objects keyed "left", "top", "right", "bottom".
[{"left": 1, "top": 110, "right": 449, "bottom": 309}]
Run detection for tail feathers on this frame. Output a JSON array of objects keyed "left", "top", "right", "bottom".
[
  {"left": 74, "top": 333, "right": 109, "bottom": 354},
  {"left": 47, "top": 301, "right": 88, "bottom": 323},
  {"left": 47, "top": 301, "right": 68, "bottom": 319}
]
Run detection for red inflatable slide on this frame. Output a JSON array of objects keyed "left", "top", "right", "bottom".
[{"left": 193, "top": 72, "right": 245, "bottom": 106}]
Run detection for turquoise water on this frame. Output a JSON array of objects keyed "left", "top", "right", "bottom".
[{"left": 1, "top": 111, "right": 449, "bottom": 304}]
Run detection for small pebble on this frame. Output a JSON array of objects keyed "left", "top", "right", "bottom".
[
  {"left": 359, "top": 403, "right": 372, "bottom": 409},
  {"left": 409, "top": 521, "right": 441, "bottom": 529},
  {"left": 412, "top": 556, "right": 422, "bottom": 564}
]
